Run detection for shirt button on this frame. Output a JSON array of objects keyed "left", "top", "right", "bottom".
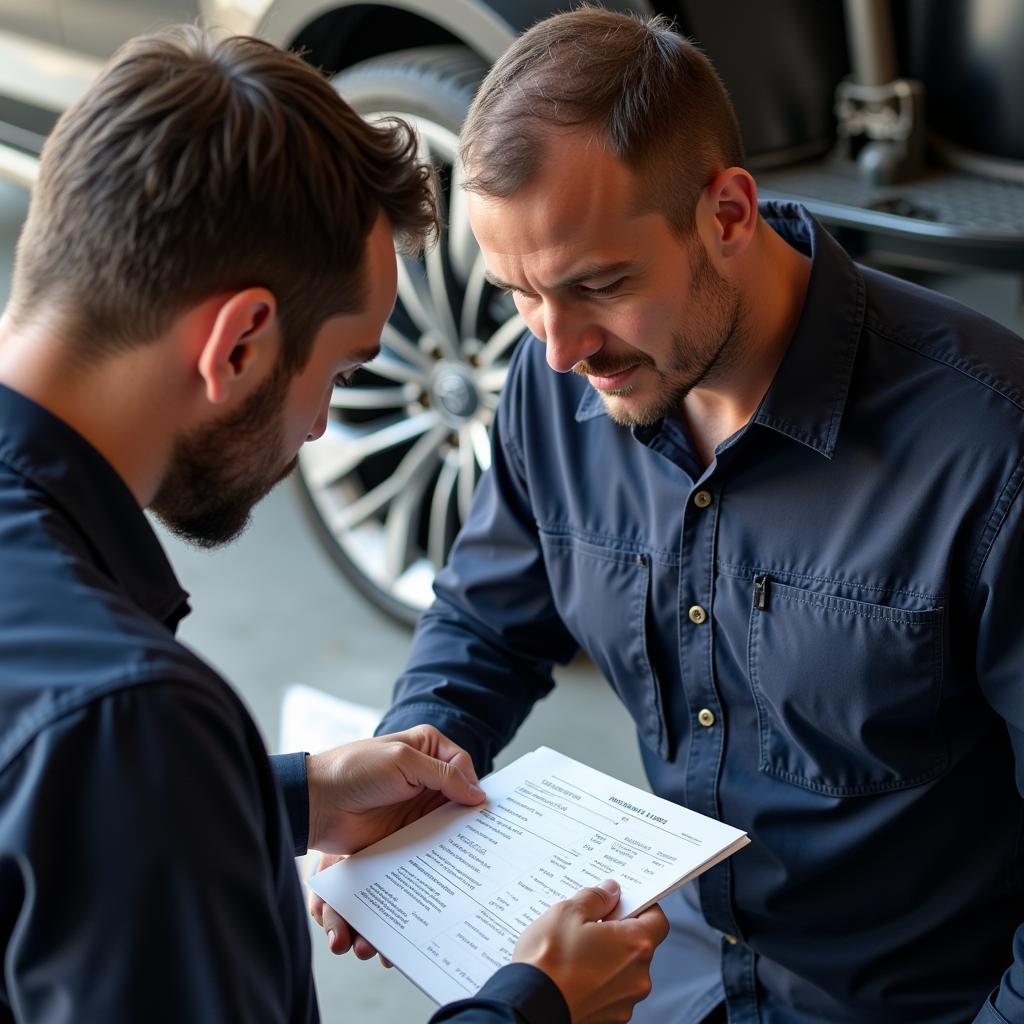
[
  {"left": 688, "top": 604, "right": 707, "bottom": 625},
  {"left": 698, "top": 708, "right": 716, "bottom": 728},
  {"left": 693, "top": 490, "right": 713, "bottom": 509},
  {"left": 723, "top": 933, "right": 739, "bottom": 945}
]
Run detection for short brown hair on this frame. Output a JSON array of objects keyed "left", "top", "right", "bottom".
[
  {"left": 9, "top": 26, "right": 438, "bottom": 371},
  {"left": 459, "top": 7, "right": 744, "bottom": 236}
]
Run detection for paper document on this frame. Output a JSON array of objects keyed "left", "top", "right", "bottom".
[{"left": 308, "top": 746, "right": 749, "bottom": 1005}]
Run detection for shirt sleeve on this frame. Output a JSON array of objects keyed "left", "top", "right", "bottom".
[
  {"left": 971, "top": 465, "right": 1024, "bottom": 1023},
  {"left": 270, "top": 751, "right": 310, "bottom": 856},
  {"left": 428, "top": 964, "right": 570, "bottom": 1024},
  {"left": 377, "top": 339, "right": 578, "bottom": 775},
  {"left": 0, "top": 679, "right": 314, "bottom": 1024}
]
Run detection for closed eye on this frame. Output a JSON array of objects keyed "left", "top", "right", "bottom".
[
  {"left": 501, "top": 286, "right": 539, "bottom": 300},
  {"left": 579, "top": 277, "right": 626, "bottom": 297}
]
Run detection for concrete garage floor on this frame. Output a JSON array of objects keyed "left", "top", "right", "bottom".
[{"left": 3, "top": 175, "right": 1024, "bottom": 1022}]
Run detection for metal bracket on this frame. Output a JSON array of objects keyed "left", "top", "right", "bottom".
[{"left": 834, "top": 77, "right": 926, "bottom": 185}]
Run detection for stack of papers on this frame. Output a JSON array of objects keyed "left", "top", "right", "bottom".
[{"left": 309, "top": 746, "right": 749, "bottom": 1004}]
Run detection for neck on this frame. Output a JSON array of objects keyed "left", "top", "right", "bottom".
[
  {"left": 682, "top": 222, "right": 812, "bottom": 463},
  {"left": 0, "top": 314, "right": 183, "bottom": 505}
]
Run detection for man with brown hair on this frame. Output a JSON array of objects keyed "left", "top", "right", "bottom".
[
  {"left": 0, "top": 25, "right": 668, "bottom": 1024},
  {"left": 333, "top": 7, "right": 1024, "bottom": 1023}
]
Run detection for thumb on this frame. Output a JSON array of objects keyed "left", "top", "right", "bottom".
[
  {"left": 570, "top": 878, "right": 621, "bottom": 922},
  {"left": 404, "top": 748, "right": 486, "bottom": 806}
]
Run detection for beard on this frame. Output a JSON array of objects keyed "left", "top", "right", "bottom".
[
  {"left": 151, "top": 360, "right": 297, "bottom": 548},
  {"left": 575, "top": 239, "right": 747, "bottom": 428}
]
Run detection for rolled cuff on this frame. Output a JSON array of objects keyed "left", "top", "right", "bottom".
[
  {"left": 270, "top": 751, "right": 309, "bottom": 856},
  {"left": 428, "top": 963, "right": 569, "bottom": 1024}
]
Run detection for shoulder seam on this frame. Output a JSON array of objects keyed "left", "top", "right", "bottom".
[
  {"left": 863, "top": 316, "right": 1024, "bottom": 414},
  {"left": 0, "top": 669, "right": 227, "bottom": 777},
  {"left": 967, "top": 454, "right": 1024, "bottom": 603}
]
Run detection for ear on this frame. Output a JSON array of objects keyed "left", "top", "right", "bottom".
[
  {"left": 700, "top": 167, "right": 759, "bottom": 259},
  {"left": 196, "top": 288, "right": 279, "bottom": 405}
]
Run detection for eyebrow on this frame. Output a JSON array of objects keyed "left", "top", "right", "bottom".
[{"left": 484, "top": 259, "right": 641, "bottom": 294}]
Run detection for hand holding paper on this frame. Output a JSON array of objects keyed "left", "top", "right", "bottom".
[
  {"left": 309, "top": 746, "right": 749, "bottom": 1005},
  {"left": 512, "top": 878, "right": 669, "bottom": 1023},
  {"left": 306, "top": 724, "right": 485, "bottom": 962},
  {"left": 305, "top": 724, "right": 485, "bottom": 856}
]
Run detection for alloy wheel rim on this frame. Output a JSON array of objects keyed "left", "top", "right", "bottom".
[{"left": 297, "top": 113, "right": 525, "bottom": 615}]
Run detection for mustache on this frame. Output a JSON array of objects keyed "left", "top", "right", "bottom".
[{"left": 573, "top": 353, "right": 654, "bottom": 377}]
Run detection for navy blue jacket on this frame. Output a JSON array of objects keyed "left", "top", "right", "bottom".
[
  {"left": 379, "top": 203, "right": 1024, "bottom": 1024},
  {"left": 0, "top": 383, "right": 566, "bottom": 1024}
]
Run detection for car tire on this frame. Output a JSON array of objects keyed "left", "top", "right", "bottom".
[{"left": 296, "top": 46, "right": 525, "bottom": 627}]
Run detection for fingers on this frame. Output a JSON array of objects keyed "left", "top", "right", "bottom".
[
  {"left": 634, "top": 904, "right": 670, "bottom": 946},
  {"left": 322, "top": 903, "right": 358, "bottom": 955},
  {"left": 387, "top": 725, "right": 482, "bottom": 787},
  {"left": 567, "top": 878, "right": 621, "bottom": 922},
  {"left": 308, "top": 889, "right": 325, "bottom": 927},
  {"left": 510, "top": 884, "right": 663, "bottom": 1024},
  {"left": 319, "top": 903, "right": 382, "bottom": 961},
  {"left": 350, "top": 936, "right": 390, "bottom": 967},
  {"left": 398, "top": 746, "right": 486, "bottom": 807},
  {"left": 304, "top": 728, "right": 483, "bottom": 854},
  {"left": 352, "top": 933, "right": 381, "bottom": 960}
]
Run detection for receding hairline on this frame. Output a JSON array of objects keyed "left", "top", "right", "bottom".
[
  {"left": 458, "top": 6, "right": 744, "bottom": 239},
  {"left": 462, "top": 127, "right": 719, "bottom": 244}
]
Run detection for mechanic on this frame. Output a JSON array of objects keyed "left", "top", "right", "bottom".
[
  {"left": 316, "top": 9, "right": 1024, "bottom": 1024},
  {"left": 0, "top": 26, "right": 668, "bottom": 1023}
]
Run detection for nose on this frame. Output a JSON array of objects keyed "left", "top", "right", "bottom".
[
  {"left": 535, "top": 302, "right": 603, "bottom": 374},
  {"left": 307, "top": 391, "right": 331, "bottom": 442}
]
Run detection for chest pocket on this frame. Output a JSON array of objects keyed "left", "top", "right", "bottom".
[
  {"left": 747, "top": 576, "right": 947, "bottom": 796},
  {"left": 539, "top": 530, "right": 668, "bottom": 758}
]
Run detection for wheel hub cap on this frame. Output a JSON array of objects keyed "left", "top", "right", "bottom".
[{"left": 432, "top": 363, "right": 480, "bottom": 425}]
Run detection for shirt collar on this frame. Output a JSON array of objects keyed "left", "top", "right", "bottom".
[
  {"left": 0, "top": 383, "right": 190, "bottom": 629},
  {"left": 752, "top": 201, "right": 865, "bottom": 459},
  {"left": 575, "top": 201, "right": 866, "bottom": 459}
]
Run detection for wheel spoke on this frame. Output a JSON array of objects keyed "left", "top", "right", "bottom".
[
  {"left": 457, "top": 429, "right": 477, "bottom": 521},
  {"left": 381, "top": 322, "right": 432, "bottom": 370},
  {"left": 459, "top": 253, "right": 489, "bottom": 343},
  {"left": 303, "top": 410, "right": 438, "bottom": 489},
  {"left": 407, "top": 123, "right": 461, "bottom": 360},
  {"left": 467, "top": 420, "right": 492, "bottom": 473},
  {"left": 424, "top": 239, "right": 461, "bottom": 359},
  {"left": 447, "top": 159, "right": 477, "bottom": 286},
  {"left": 395, "top": 257, "right": 436, "bottom": 338},
  {"left": 384, "top": 450, "right": 438, "bottom": 583},
  {"left": 427, "top": 451, "right": 459, "bottom": 568},
  {"left": 330, "top": 385, "right": 413, "bottom": 410},
  {"left": 366, "top": 351, "right": 431, "bottom": 386},
  {"left": 475, "top": 365, "right": 508, "bottom": 395},
  {"left": 331, "top": 424, "right": 448, "bottom": 533},
  {"left": 478, "top": 313, "right": 527, "bottom": 367}
]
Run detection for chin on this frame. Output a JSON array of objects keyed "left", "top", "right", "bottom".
[{"left": 602, "top": 390, "right": 672, "bottom": 429}]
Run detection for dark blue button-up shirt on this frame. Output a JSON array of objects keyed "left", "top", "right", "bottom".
[
  {"left": 0, "top": 384, "right": 567, "bottom": 1024},
  {"left": 380, "top": 203, "right": 1024, "bottom": 1023}
]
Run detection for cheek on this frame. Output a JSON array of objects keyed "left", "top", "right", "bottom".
[{"left": 608, "top": 300, "right": 673, "bottom": 351}]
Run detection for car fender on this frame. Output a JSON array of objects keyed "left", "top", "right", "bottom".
[{"left": 243, "top": 0, "right": 653, "bottom": 61}]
